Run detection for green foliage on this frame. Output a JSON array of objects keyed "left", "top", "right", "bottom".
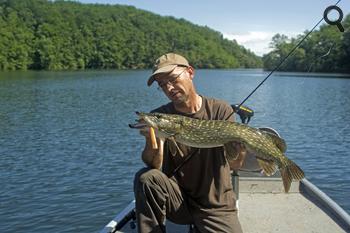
[
  {"left": 0, "top": 0, "right": 262, "bottom": 70},
  {"left": 263, "top": 15, "right": 350, "bottom": 73}
]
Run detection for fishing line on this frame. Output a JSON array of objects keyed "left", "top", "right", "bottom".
[
  {"left": 307, "top": 43, "right": 334, "bottom": 72},
  {"left": 227, "top": 0, "right": 344, "bottom": 119}
]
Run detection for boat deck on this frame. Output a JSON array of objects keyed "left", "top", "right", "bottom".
[
  {"left": 238, "top": 177, "right": 348, "bottom": 233},
  {"left": 105, "top": 175, "right": 350, "bottom": 233}
]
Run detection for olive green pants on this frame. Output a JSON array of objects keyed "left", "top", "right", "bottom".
[{"left": 134, "top": 168, "right": 243, "bottom": 233}]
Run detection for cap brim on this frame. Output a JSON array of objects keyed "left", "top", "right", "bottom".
[{"left": 147, "top": 65, "right": 177, "bottom": 86}]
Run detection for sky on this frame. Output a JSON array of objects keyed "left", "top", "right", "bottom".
[{"left": 78, "top": 0, "right": 350, "bottom": 56}]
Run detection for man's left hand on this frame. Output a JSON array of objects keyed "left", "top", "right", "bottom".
[{"left": 228, "top": 142, "right": 247, "bottom": 170}]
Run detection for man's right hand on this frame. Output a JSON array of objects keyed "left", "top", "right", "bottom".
[{"left": 140, "top": 127, "right": 164, "bottom": 169}]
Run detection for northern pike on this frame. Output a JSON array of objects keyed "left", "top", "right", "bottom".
[{"left": 131, "top": 112, "right": 305, "bottom": 192}]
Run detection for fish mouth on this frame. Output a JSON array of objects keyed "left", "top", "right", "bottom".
[
  {"left": 129, "top": 112, "right": 158, "bottom": 129},
  {"left": 128, "top": 122, "right": 148, "bottom": 129}
]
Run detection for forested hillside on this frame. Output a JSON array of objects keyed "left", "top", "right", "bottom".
[
  {"left": 0, "top": 0, "right": 262, "bottom": 70},
  {"left": 263, "top": 15, "right": 350, "bottom": 73}
]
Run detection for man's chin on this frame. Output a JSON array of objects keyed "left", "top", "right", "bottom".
[{"left": 171, "top": 94, "right": 188, "bottom": 103}]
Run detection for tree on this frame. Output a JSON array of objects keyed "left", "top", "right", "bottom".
[
  {"left": 263, "top": 16, "right": 350, "bottom": 73},
  {"left": 0, "top": 0, "right": 262, "bottom": 71}
]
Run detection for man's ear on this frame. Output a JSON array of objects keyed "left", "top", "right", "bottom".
[{"left": 187, "top": 66, "right": 195, "bottom": 80}]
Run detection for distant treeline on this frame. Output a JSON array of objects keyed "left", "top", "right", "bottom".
[
  {"left": 0, "top": 0, "right": 262, "bottom": 71},
  {"left": 263, "top": 15, "right": 350, "bottom": 73}
]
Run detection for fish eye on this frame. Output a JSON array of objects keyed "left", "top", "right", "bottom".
[{"left": 154, "top": 113, "right": 163, "bottom": 119}]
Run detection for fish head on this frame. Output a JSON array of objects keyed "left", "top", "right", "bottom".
[{"left": 137, "top": 112, "right": 183, "bottom": 137}]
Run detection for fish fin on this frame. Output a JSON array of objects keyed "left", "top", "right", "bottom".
[
  {"left": 287, "top": 159, "right": 305, "bottom": 180},
  {"left": 167, "top": 139, "right": 178, "bottom": 157},
  {"left": 280, "top": 159, "right": 305, "bottom": 193},
  {"left": 261, "top": 131, "right": 287, "bottom": 153},
  {"left": 280, "top": 168, "right": 292, "bottom": 193},
  {"left": 168, "top": 137, "right": 184, "bottom": 157},
  {"left": 224, "top": 142, "right": 239, "bottom": 160},
  {"left": 256, "top": 158, "right": 277, "bottom": 176}
]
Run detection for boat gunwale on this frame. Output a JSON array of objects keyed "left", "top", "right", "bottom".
[{"left": 300, "top": 179, "right": 350, "bottom": 231}]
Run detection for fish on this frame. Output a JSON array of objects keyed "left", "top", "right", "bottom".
[{"left": 131, "top": 112, "right": 305, "bottom": 193}]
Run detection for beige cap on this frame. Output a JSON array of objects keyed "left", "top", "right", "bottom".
[{"left": 147, "top": 53, "right": 189, "bottom": 86}]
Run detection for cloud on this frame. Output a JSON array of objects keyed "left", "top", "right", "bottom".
[{"left": 223, "top": 31, "right": 300, "bottom": 56}]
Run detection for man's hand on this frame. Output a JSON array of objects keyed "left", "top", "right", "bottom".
[
  {"left": 228, "top": 142, "right": 247, "bottom": 170},
  {"left": 140, "top": 127, "right": 158, "bottom": 149},
  {"left": 140, "top": 126, "right": 164, "bottom": 169}
]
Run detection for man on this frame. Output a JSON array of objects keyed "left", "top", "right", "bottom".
[{"left": 134, "top": 53, "right": 246, "bottom": 233}]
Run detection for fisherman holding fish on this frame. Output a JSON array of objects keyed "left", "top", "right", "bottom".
[{"left": 133, "top": 53, "right": 246, "bottom": 233}]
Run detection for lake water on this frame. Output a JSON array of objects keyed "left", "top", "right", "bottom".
[{"left": 0, "top": 69, "right": 349, "bottom": 232}]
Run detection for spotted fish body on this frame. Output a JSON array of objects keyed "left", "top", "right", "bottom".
[{"left": 136, "top": 112, "right": 305, "bottom": 193}]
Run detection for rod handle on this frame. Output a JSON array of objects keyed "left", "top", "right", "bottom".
[{"left": 149, "top": 127, "right": 158, "bottom": 149}]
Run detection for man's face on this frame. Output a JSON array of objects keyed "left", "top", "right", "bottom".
[{"left": 155, "top": 66, "right": 194, "bottom": 104}]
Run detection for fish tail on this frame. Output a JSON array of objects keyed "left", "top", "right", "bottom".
[{"left": 280, "top": 159, "right": 305, "bottom": 193}]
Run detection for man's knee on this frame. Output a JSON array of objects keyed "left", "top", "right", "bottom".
[{"left": 134, "top": 168, "right": 164, "bottom": 189}]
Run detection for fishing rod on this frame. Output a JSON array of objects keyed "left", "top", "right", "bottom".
[{"left": 228, "top": 0, "right": 345, "bottom": 120}]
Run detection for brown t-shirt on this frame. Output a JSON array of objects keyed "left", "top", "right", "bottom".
[{"left": 151, "top": 96, "right": 237, "bottom": 215}]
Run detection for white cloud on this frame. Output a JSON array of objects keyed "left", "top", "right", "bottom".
[{"left": 223, "top": 31, "right": 300, "bottom": 56}]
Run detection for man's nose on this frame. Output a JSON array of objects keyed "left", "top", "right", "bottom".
[{"left": 164, "top": 83, "right": 175, "bottom": 91}]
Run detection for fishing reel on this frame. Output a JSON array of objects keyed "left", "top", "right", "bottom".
[{"left": 231, "top": 104, "right": 254, "bottom": 124}]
